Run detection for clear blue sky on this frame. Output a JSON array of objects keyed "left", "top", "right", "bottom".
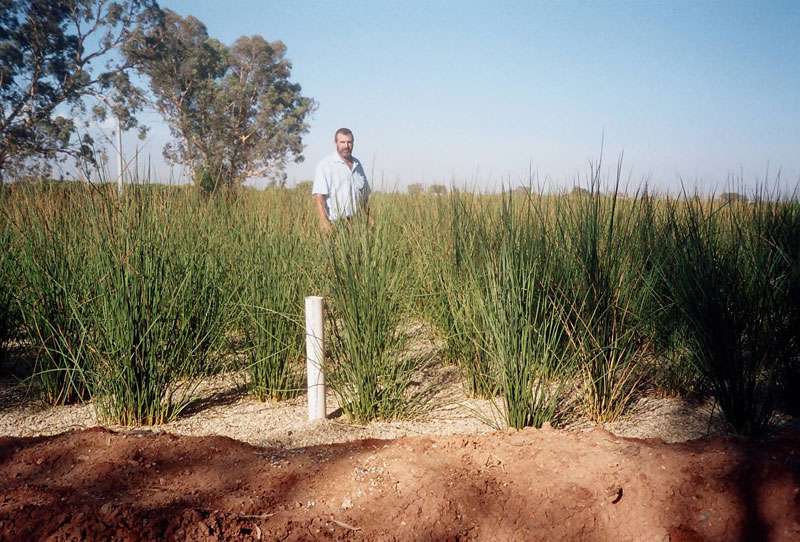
[{"left": 132, "top": 0, "right": 799, "bottom": 195}]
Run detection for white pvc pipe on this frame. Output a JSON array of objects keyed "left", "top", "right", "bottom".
[{"left": 305, "top": 296, "right": 326, "bottom": 420}]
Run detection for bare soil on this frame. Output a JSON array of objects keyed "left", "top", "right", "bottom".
[
  {"left": 1, "top": 350, "right": 799, "bottom": 541},
  {"left": 1, "top": 424, "right": 799, "bottom": 542}
]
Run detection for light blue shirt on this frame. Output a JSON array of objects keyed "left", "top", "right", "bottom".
[{"left": 312, "top": 152, "right": 370, "bottom": 221}]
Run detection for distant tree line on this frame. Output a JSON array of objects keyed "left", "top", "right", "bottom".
[
  {"left": 718, "top": 192, "right": 748, "bottom": 204},
  {"left": 0, "top": 0, "right": 315, "bottom": 189},
  {"left": 407, "top": 183, "right": 447, "bottom": 195}
]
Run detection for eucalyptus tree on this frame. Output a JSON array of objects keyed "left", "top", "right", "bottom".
[
  {"left": 0, "top": 0, "right": 158, "bottom": 184},
  {"left": 124, "top": 9, "right": 315, "bottom": 188}
]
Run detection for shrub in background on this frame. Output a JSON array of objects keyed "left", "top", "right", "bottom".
[
  {"left": 630, "top": 192, "right": 702, "bottom": 398},
  {"left": 422, "top": 193, "right": 495, "bottom": 398}
]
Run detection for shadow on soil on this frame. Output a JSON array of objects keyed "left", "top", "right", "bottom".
[
  {"left": 0, "top": 431, "right": 572, "bottom": 540},
  {"left": 1, "top": 427, "right": 799, "bottom": 541},
  {"left": 663, "top": 433, "right": 800, "bottom": 542}
]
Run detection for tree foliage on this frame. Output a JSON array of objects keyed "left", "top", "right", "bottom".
[
  {"left": 0, "top": 0, "right": 158, "bottom": 182},
  {"left": 407, "top": 183, "right": 424, "bottom": 195},
  {"left": 124, "top": 9, "right": 315, "bottom": 187},
  {"left": 512, "top": 186, "right": 530, "bottom": 196},
  {"left": 719, "top": 192, "right": 748, "bottom": 204}
]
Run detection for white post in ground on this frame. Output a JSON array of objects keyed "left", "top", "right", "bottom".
[{"left": 305, "top": 296, "right": 326, "bottom": 420}]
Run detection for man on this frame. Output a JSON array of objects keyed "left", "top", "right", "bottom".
[{"left": 312, "top": 128, "right": 371, "bottom": 233}]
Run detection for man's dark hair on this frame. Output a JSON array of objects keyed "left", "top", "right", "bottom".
[{"left": 335, "top": 127, "right": 353, "bottom": 139}]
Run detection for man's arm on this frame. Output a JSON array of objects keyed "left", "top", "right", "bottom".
[
  {"left": 360, "top": 178, "right": 374, "bottom": 227},
  {"left": 313, "top": 193, "right": 331, "bottom": 234},
  {"left": 360, "top": 192, "right": 375, "bottom": 227}
]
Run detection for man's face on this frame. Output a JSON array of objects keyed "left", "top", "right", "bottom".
[{"left": 335, "top": 134, "right": 354, "bottom": 160}]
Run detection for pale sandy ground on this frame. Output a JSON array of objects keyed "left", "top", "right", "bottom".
[
  {"left": 5, "top": 317, "right": 791, "bottom": 447},
  {"left": 0, "top": 361, "right": 732, "bottom": 450}
]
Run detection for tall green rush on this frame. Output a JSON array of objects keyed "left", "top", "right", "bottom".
[
  {"left": 236, "top": 213, "right": 310, "bottom": 401},
  {"left": 477, "top": 191, "right": 575, "bottom": 429},
  {"left": 88, "top": 186, "right": 230, "bottom": 425},
  {"left": 323, "top": 216, "right": 426, "bottom": 422},
  {"left": 665, "top": 189, "right": 800, "bottom": 435}
]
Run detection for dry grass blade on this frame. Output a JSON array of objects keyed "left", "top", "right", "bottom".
[{"left": 331, "top": 519, "right": 361, "bottom": 531}]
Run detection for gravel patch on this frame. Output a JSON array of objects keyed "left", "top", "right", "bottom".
[{"left": 0, "top": 363, "right": 738, "bottom": 448}]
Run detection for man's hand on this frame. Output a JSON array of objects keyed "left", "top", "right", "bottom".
[
  {"left": 319, "top": 218, "right": 332, "bottom": 234},
  {"left": 313, "top": 193, "right": 332, "bottom": 234}
]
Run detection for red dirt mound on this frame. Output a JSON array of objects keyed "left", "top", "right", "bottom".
[{"left": 0, "top": 426, "right": 798, "bottom": 541}]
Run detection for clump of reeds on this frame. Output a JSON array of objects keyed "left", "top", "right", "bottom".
[
  {"left": 475, "top": 191, "right": 575, "bottom": 428},
  {"left": 322, "top": 214, "right": 427, "bottom": 422},
  {"left": 551, "top": 165, "right": 651, "bottom": 423},
  {"left": 87, "top": 184, "right": 233, "bottom": 425},
  {"left": 664, "top": 187, "right": 800, "bottom": 434},
  {"left": 419, "top": 192, "right": 495, "bottom": 398},
  {"left": 0, "top": 207, "right": 22, "bottom": 365},
  {"left": 12, "top": 183, "right": 98, "bottom": 404},
  {"left": 630, "top": 190, "right": 701, "bottom": 398},
  {"left": 233, "top": 201, "right": 310, "bottom": 402}
]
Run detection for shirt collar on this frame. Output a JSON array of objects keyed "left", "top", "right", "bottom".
[{"left": 332, "top": 152, "right": 357, "bottom": 166}]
